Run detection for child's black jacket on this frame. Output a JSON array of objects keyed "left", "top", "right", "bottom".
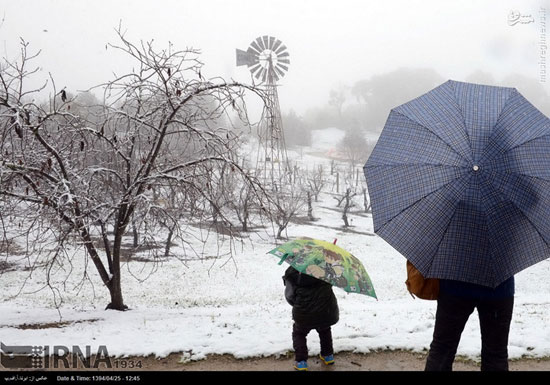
[{"left": 283, "top": 266, "right": 339, "bottom": 328}]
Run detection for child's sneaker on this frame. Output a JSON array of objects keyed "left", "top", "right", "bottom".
[
  {"left": 294, "top": 360, "right": 308, "bottom": 371},
  {"left": 319, "top": 354, "right": 335, "bottom": 365}
]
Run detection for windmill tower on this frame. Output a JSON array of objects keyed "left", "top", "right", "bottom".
[{"left": 236, "top": 36, "right": 290, "bottom": 188}]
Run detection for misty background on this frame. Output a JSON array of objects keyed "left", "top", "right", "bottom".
[
  {"left": 3, "top": 1, "right": 550, "bottom": 350},
  {"left": 1, "top": 0, "right": 549, "bottom": 149}
]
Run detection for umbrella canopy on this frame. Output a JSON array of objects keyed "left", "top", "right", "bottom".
[
  {"left": 268, "top": 238, "right": 377, "bottom": 299},
  {"left": 364, "top": 80, "right": 550, "bottom": 288}
]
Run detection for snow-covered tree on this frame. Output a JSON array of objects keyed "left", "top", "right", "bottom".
[{"left": 0, "top": 30, "right": 268, "bottom": 310}]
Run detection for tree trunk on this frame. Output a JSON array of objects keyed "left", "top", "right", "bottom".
[
  {"left": 212, "top": 202, "right": 219, "bottom": 224},
  {"left": 342, "top": 188, "right": 355, "bottom": 228},
  {"left": 79, "top": 225, "right": 126, "bottom": 310},
  {"left": 132, "top": 219, "right": 139, "bottom": 248},
  {"left": 277, "top": 225, "right": 285, "bottom": 239},
  {"left": 104, "top": 208, "right": 129, "bottom": 311},
  {"left": 342, "top": 212, "right": 350, "bottom": 227},
  {"left": 105, "top": 271, "right": 126, "bottom": 311},
  {"left": 307, "top": 191, "right": 314, "bottom": 221},
  {"left": 242, "top": 206, "right": 249, "bottom": 232},
  {"left": 363, "top": 188, "right": 371, "bottom": 213},
  {"left": 99, "top": 222, "right": 113, "bottom": 274},
  {"left": 164, "top": 225, "right": 174, "bottom": 257},
  {"left": 106, "top": 229, "right": 128, "bottom": 310}
]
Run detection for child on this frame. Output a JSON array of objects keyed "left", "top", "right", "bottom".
[{"left": 283, "top": 266, "right": 339, "bottom": 371}]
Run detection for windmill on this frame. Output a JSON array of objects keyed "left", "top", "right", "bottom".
[{"left": 236, "top": 36, "right": 290, "bottom": 188}]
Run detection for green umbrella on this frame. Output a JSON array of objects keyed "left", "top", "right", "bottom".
[{"left": 268, "top": 237, "right": 377, "bottom": 299}]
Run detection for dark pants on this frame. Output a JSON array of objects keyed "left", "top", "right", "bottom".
[
  {"left": 292, "top": 323, "right": 333, "bottom": 362},
  {"left": 425, "top": 293, "right": 514, "bottom": 371}
]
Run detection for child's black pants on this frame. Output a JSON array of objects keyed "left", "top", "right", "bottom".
[{"left": 292, "top": 323, "right": 333, "bottom": 362}]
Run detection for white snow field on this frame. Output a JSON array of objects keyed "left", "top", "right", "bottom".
[{"left": 1, "top": 128, "right": 549, "bottom": 362}]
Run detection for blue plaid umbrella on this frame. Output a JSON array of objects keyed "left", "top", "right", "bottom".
[{"left": 364, "top": 80, "right": 550, "bottom": 288}]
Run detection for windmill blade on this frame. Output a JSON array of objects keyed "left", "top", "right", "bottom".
[
  {"left": 275, "top": 65, "right": 289, "bottom": 78},
  {"left": 252, "top": 65, "right": 262, "bottom": 79},
  {"left": 278, "top": 58, "right": 290, "bottom": 65},
  {"left": 253, "top": 68, "right": 262, "bottom": 81},
  {"left": 278, "top": 64, "right": 289, "bottom": 72},
  {"left": 249, "top": 47, "right": 260, "bottom": 59},
  {"left": 250, "top": 39, "right": 263, "bottom": 54},
  {"left": 255, "top": 36, "right": 267, "bottom": 51},
  {"left": 274, "top": 66, "right": 285, "bottom": 79},
  {"left": 275, "top": 44, "right": 287, "bottom": 55},
  {"left": 262, "top": 36, "right": 270, "bottom": 51},
  {"left": 257, "top": 67, "right": 268, "bottom": 82},
  {"left": 261, "top": 67, "right": 269, "bottom": 82},
  {"left": 268, "top": 36, "right": 275, "bottom": 50},
  {"left": 274, "top": 65, "right": 286, "bottom": 78},
  {"left": 249, "top": 62, "right": 262, "bottom": 72},
  {"left": 277, "top": 51, "right": 290, "bottom": 58},
  {"left": 271, "top": 39, "right": 282, "bottom": 53},
  {"left": 249, "top": 62, "right": 263, "bottom": 77},
  {"left": 276, "top": 63, "right": 289, "bottom": 74}
]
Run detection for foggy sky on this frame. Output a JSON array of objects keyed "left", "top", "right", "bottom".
[{"left": 1, "top": 0, "right": 548, "bottom": 114}]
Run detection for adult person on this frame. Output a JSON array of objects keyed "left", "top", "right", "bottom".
[{"left": 425, "top": 277, "right": 515, "bottom": 371}]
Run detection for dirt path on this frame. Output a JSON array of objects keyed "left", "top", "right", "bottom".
[
  {"left": 8, "top": 351, "right": 546, "bottom": 372},
  {"left": 142, "top": 351, "right": 550, "bottom": 371}
]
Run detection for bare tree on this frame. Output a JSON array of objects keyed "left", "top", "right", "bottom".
[
  {"left": 270, "top": 174, "right": 306, "bottom": 239},
  {"left": 0, "top": 31, "right": 268, "bottom": 310},
  {"left": 333, "top": 187, "right": 357, "bottom": 227},
  {"left": 307, "top": 164, "right": 325, "bottom": 202},
  {"left": 226, "top": 163, "right": 262, "bottom": 232}
]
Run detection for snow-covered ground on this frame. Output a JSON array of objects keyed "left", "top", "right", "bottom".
[{"left": 1, "top": 128, "right": 550, "bottom": 362}]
